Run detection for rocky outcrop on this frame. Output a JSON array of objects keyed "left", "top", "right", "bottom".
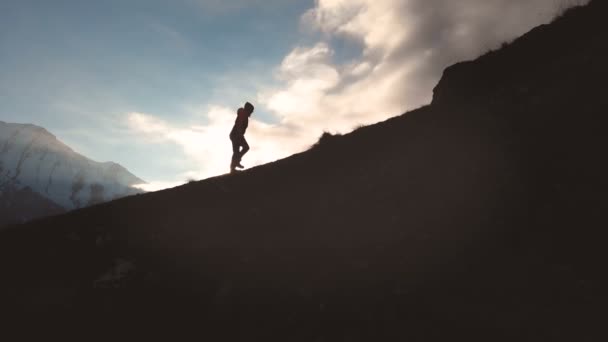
[{"left": 432, "top": 1, "right": 607, "bottom": 107}]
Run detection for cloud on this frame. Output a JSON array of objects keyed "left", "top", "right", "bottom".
[
  {"left": 133, "top": 181, "right": 184, "bottom": 192},
  {"left": 264, "top": 43, "right": 341, "bottom": 126},
  {"left": 128, "top": 112, "right": 171, "bottom": 136}
]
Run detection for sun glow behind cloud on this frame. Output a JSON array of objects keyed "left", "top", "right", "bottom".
[{"left": 124, "top": 0, "right": 589, "bottom": 190}]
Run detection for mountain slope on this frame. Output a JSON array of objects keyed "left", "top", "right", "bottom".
[
  {"left": 1, "top": 2, "right": 607, "bottom": 341},
  {"left": 0, "top": 122, "right": 144, "bottom": 223},
  {"left": 0, "top": 183, "right": 65, "bottom": 226}
]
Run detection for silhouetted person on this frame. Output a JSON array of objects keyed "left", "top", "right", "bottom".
[{"left": 229, "top": 102, "right": 254, "bottom": 173}]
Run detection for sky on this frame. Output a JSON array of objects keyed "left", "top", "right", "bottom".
[{"left": 0, "top": 0, "right": 589, "bottom": 190}]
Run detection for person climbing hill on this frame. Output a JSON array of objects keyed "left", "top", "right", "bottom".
[{"left": 229, "top": 102, "right": 254, "bottom": 173}]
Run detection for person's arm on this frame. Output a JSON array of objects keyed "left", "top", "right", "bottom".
[{"left": 234, "top": 109, "right": 248, "bottom": 135}]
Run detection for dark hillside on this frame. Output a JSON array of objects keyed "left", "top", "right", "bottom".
[
  {"left": 1, "top": 1, "right": 607, "bottom": 340},
  {"left": 0, "top": 185, "right": 65, "bottom": 227}
]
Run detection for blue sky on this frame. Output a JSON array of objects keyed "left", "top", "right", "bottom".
[{"left": 0, "top": 0, "right": 585, "bottom": 190}]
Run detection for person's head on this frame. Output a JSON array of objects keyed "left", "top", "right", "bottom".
[{"left": 244, "top": 102, "right": 254, "bottom": 116}]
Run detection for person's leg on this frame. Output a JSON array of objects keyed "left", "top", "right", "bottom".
[
  {"left": 230, "top": 136, "right": 239, "bottom": 170},
  {"left": 234, "top": 137, "right": 249, "bottom": 169},
  {"left": 240, "top": 137, "right": 250, "bottom": 159}
]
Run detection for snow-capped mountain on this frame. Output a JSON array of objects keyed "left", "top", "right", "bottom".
[{"left": 0, "top": 121, "right": 145, "bottom": 215}]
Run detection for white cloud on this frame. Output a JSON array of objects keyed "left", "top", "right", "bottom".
[
  {"left": 302, "top": 0, "right": 408, "bottom": 54},
  {"left": 127, "top": 112, "right": 171, "bottom": 136},
  {"left": 132, "top": 181, "right": 184, "bottom": 192}
]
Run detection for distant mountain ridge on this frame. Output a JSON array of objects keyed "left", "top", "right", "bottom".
[{"left": 0, "top": 121, "right": 144, "bottom": 224}]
